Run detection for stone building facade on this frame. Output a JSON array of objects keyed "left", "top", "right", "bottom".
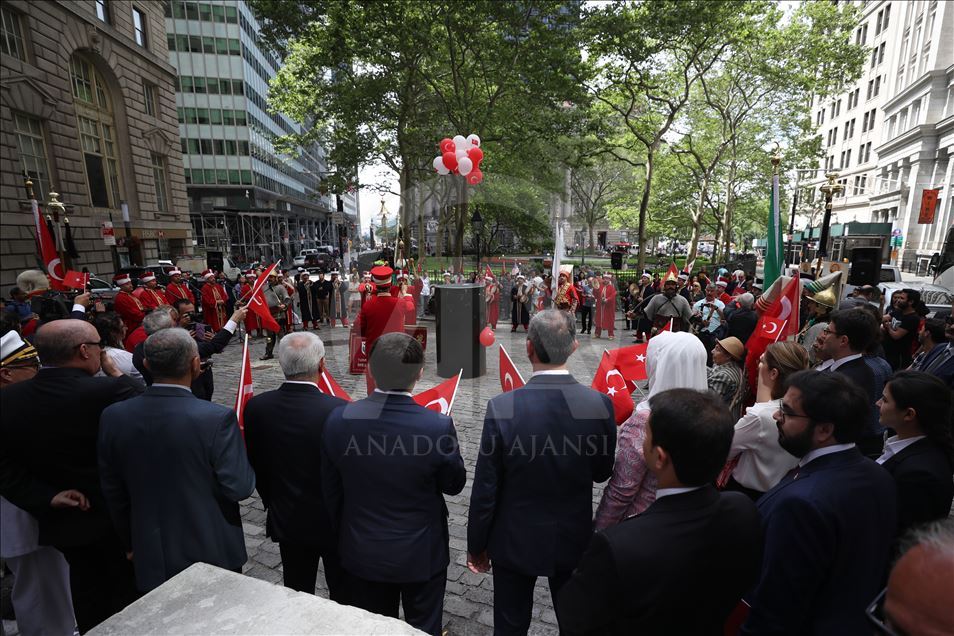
[{"left": 0, "top": 0, "right": 191, "bottom": 289}]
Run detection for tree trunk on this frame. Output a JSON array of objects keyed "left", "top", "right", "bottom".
[
  {"left": 686, "top": 179, "right": 709, "bottom": 264},
  {"left": 722, "top": 155, "right": 738, "bottom": 261},
  {"left": 636, "top": 150, "right": 655, "bottom": 273},
  {"left": 713, "top": 218, "right": 724, "bottom": 263},
  {"left": 588, "top": 223, "right": 595, "bottom": 254}
]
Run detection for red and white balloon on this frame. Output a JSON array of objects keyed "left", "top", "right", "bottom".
[{"left": 434, "top": 134, "right": 484, "bottom": 184}]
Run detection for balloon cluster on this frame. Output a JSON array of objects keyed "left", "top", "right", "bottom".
[{"left": 433, "top": 134, "right": 484, "bottom": 185}]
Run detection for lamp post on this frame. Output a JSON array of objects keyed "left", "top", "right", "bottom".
[
  {"left": 817, "top": 171, "right": 844, "bottom": 267},
  {"left": 471, "top": 207, "right": 483, "bottom": 277}
]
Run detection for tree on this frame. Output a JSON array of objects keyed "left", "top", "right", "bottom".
[{"left": 570, "top": 161, "right": 631, "bottom": 254}]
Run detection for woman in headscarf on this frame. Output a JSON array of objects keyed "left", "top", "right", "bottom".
[{"left": 593, "top": 331, "right": 708, "bottom": 530}]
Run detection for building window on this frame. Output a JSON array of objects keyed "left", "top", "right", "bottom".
[
  {"left": 70, "top": 54, "right": 123, "bottom": 208},
  {"left": 95, "top": 0, "right": 110, "bottom": 23},
  {"left": 150, "top": 153, "right": 169, "bottom": 213},
  {"left": 132, "top": 7, "right": 147, "bottom": 47},
  {"left": 0, "top": 5, "right": 26, "bottom": 61},
  {"left": 12, "top": 112, "right": 52, "bottom": 203},
  {"left": 143, "top": 82, "right": 158, "bottom": 117}
]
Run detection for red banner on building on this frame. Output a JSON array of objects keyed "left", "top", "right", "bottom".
[{"left": 919, "top": 189, "right": 940, "bottom": 224}]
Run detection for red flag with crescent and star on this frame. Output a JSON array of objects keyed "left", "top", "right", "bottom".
[
  {"left": 743, "top": 276, "right": 801, "bottom": 400},
  {"left": 499, "top": 344, "right": 526, "bottom": 392},
  {"left": 234, "top": 334, "right": 253, "bottom": 436},
  {"left": 413, "top": 371, "right": 462, "bottom": 416},
  {"left": 591, "top": 351, "right": 634, "bottom": 425},
  {"left": 318, "top": 368, "right": 352, "bottom": 401},
  {"left": 605, "top": 343, "right": 648, "bottom": 382},
  {"left": 31, "top": 199, "right": 66, "bottom": 290}
]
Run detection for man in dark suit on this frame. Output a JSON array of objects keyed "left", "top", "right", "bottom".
[
  {"left": 244, "top": 331, "right": 348, "bottom": 599},
  {"left": 876, "top": 371, "right": 954, "bottom": 539},
  {"left": 466, "top": 309, "right": 616, "bottom": 634},
  {"left": 556, "top": 389, "right": 761, "bottom": 635},
  {"left": 816, "top": 308, "right": 882, "bottom": 456},
  {"left": 322, "top": 332, "right": 466, "bottom": 636},
  {"left": 742, "top": 371, "right": 897, "bottom": 635},
  {"left": 0, "top": 319, "right": 142, "bottom": 632},
  {"left": 917, "top": 314, "right": 954, "bottom": 387},
  {"left": 99, "top": 327, "right": 255, "bottom": 593}
]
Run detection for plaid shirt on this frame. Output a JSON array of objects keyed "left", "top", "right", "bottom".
[{"left": 707, "top": 361, "right": 745, "bottom": 420}]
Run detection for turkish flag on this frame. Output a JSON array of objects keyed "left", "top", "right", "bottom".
[
  {"left": 666, "top": 262, "right": 679, "bottom": 282},
  {"left": 31, "top": 200, "right": 65, "bottom": 290},
  {"left": 591, "top": 351, "right": 634, "bottom": 425},
  {"left": 318, "top": 368, "right": 352, "bottom": 401},
  {"left": 62, "top": 270, "right": 89, "bottom": 290},
  {"left": 744, "top": 276, "right": 801, "bottom": 399},
  {"left": 247, "top": 290, "right": 281, "bottom": 332},
  {"left": 606, "top": 343, "right": 648, "bottom": 382},
  {"left": 499, "top": 344, "right": 526, "bottom": 392},
  {"left": 234, "top": 334, "right": 253, "bottom": 436},
  {"left": 413, "top": 371, "right": 462, "bottom": 416},
  {"left": 241, "top": 261, "right": 279, "bottom": 303},
  {"left": 756, "top": 316, "right": 786, "bottom": 340}
]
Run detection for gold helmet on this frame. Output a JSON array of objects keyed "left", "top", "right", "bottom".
[{"left": 810, "top": 285, "right": 838, "bottom": 309}]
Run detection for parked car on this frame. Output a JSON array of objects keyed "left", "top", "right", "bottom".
[
  {"left": 293, "top": 249, "right": 319, "bottom": 267},
  {"left": 88, "top": 276, "right": 121, "bottom": 308}
]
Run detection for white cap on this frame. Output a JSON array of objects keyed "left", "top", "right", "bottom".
[
  {"left": 141, "top": 273, "right": 156, "bottom": 283},
  {"left": 169, "top": 268, "right": 182, "bottom": 276}
]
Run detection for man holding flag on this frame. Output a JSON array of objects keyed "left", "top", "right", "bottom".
[{"left": 467, "top": 310, "right": 616, "bottom": 635}]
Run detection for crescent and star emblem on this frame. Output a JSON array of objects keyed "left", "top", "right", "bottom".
[
  {"left": 778, "top": 297, "right": 793, "bottom": 321},
  {"left": 425, "top": 397, "right": 449, "bottom": 414},
  {"left": 504, "top": 373, "right": 515, "bottom": 391},
  {"left": 763, "top": 320, "right": 780, "bottom": 335}
]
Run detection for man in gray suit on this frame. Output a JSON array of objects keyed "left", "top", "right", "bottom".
[{"left": 98, "top": 328, "right": 255, "bottom": 592}]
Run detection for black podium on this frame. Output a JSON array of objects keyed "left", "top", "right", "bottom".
[{"left": 434, "top": 284, "right": 486, "bottom": 379}]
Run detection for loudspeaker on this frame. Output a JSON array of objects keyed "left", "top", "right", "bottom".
[
  {"left": 610, "top": 252, "right": 623, "bottom": 270},
  {"left": 207, "top": 251, "right": 224, "bottom": 274},
  {"left": 848, "top": 247, "right": 881, "bottom": 286},
  {"left": 434, "top": 284, "right": 486, "bottom": 379}
]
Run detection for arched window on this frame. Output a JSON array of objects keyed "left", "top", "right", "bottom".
[{"left": 70, "top": 53, "right": 123, "bottom": 208}]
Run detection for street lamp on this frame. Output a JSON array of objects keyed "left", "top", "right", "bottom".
[
  {"left": 817, "top": 171, "right": 844, "bottom": 264},
  {"left": 471, "top": 207, "right": 483, "bottom": 276}
]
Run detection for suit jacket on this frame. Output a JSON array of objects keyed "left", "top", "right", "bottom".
[
  {"left": 557, "top": 486, "right": 762, "bottom": 635},
  {"left": 742, "top": 449, "right": 896, "bottom": 636},
  {"left": 0, "top": 367, "right": 143, "bottom": 547},
  {"left": 467, "top": 374, "right": 616, "bottom": 576},
  {"left": 919, "top": 342, "right": 954, "bottom": 388},
  {"left": 322, "top": 392, "right": 466, "bottom": 583},
  {"left": 132, "top": 326, "right": 233, "bottom": 399},
  {"left": 244, "top": 382, "right": 347, "bottom": 548},
  {"left": 98, "top": 385, "right": 255, "bottom": 592},
  {"left": 829, "top": 357, "right": 879, "bottom": 436},
  {"left": 881, "top": 438, "right": 954, "bottom": 537}
]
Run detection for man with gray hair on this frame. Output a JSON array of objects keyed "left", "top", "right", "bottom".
[
  {"left": 727, "top": 292, "right": 758, "bottom": 343},
  {"left": 467, "top": 309, "right": 616, "bottom": 634},
  {"left": 99, "top": 328, "right": 255, "bottom": 593},
  {"left": 244, "top": 332, "right": 348, "bottom": 600}
]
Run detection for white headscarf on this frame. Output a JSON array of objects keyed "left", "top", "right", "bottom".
[{"left": 637, "top": 331, "right": 708, "bottom": 412}]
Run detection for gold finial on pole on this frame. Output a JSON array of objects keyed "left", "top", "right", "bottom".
[
  {"left": 47, "top": 190, "right": 65, "bottom": 221},
  {"left": 23, "top": 173, "right": 35, "bottom": 200},
  {"left": 770, "top": 142, "right": 782, "bottom": 176}
]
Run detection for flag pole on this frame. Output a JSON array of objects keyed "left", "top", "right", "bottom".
[
  {"left": 447, "top": 370, "right": 463, "bottom": 414},
  {"left": 773, "top": 320, "right": 788, "bottom": 343}
]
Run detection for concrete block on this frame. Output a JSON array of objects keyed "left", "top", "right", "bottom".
[{"left": 89, "top": 563, "right": 424, "bottom": 635}]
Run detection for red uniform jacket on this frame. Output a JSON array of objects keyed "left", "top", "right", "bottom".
[
  {"left": 114, "top": 290, "right": 145, "bottom": 333},
  {"left": 165, "top": 282, "right": 195, "bottom": 305},
  {"left": 139, "top": 286, "right": 167, "bottom": 311},
  {"left": 596, "top": 283, "right": 617, "bottom": 330},
  {"left": 354, "top": 293, "right": 408, "bottom": 354},
  {"left": 201, "top": 281, "right": 228, "bottom": 331}
]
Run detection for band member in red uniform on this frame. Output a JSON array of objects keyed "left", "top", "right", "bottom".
[
  {"left": 395, "top": 273, "right": 417, "bottom": 326},
  {"left": 553, "top": 267, "right": 579, "bottom": 314},
  {"left": 485, "top": 275, "right": 500, "bottom": 330},
  {"left": 164, "top": 268, "right": 195, "bottom": 305},
  {"left": 281, "top": 270, "right": 297, "bottom": 334},
  {"left": 358, "top": 272, "right": 375, "bottom": 306},
  {"left": 239, "top": 271, "right": 263, "bottom": 337},
  {"left": 200, "top": 269, "right": 227, "bottom": 332},
  {"left": 594, "top": 272, "right": 617, "bottom": 339},
  {"left": 138, "top": 273, "right": 166, "bottom": 311},
  {"left": 353, "top": 265, "right": 407, "bottom": 393},
  {"left": 113, "top": 273, "right": 146, "bottom": 333}
]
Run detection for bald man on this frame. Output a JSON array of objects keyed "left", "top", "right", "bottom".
[
  {"left": 880, "top": 520, "right": 954, "bottom": 636},
  {"left": 0, "top": 319, "right": 143, "bottom": 632}
]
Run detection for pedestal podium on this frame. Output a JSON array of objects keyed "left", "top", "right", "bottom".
[{"left": 434, "top": 284, "right": 486, "bottom": 379}]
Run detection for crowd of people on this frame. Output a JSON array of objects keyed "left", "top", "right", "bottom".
[{"left": 1, "top": 257, "right": 953, "bottom": 636}]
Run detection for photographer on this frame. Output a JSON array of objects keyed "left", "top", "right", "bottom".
[
  {"left": 132, "top": 301, "right": 246, "bottom": 400},
  {"left": 691, "top": 284, "right": 726, "bottom": 364}
]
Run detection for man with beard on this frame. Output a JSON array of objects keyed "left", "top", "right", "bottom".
[
  {"left": 742, "top": 371, "right": 896, "bottom": 636},
  {"left": 643, "top": 277, "right": 692, "bottom": 334},
  {"left": 881, "top": 289, "right": 923, "bottom": 370}
]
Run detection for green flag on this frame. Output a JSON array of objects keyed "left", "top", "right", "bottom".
[{"left": 764, "top": 174, "right": 783, "bottom": 289}]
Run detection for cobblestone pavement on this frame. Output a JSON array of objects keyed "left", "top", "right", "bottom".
[{"left": 211, "top": 313, "right": 627, "bottom": 635}]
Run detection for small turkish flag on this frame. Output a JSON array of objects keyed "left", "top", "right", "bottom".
[
  {"left": 247, "top": 291, "right": 281, "bottom": 332},
  {"left": 499, "top": 344, "right": 525, "bottom": 393},
  {"left": 318, "top": 368, "right": 352, "bottom": 401},
  {"left": 591, "top": 351, "right": 634, "bottom": 425},
  {"left": 413, "top": 371, "right": 462, "bottom": 416},
  {"left": 605, "top": 343, "right": 648, "bottom": 382},
  {"left": 62, "top": 270, "right": 89, "bottom": 290},
  {"left": 234, "top": 334, "right": 253, "bottom": 435}
]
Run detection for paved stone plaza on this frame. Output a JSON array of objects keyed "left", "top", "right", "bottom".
[{"left": 214, "top": 316, "right": 627, "bottom": 635}]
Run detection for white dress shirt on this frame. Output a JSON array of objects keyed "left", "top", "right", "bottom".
[
  {"left": 828, "top": 353, "right": 863, "bottom": 371},
  {"left": 531, "top": 369, "right": 570, "bottom": 377},
  {"left": 373, "top": 388, "right": 413, "bottom": 397},
  {"left": 729, "top": 400, "right": 799, "bottom": 493},
  {"left": 655, "top": 486, "right": 703, "bottom": 500},
  {"left": 798, "top": 443, "right": 856, "bottom": 467},
  {"left": 284, "top": 380, "right": 320, "bottom": 390},
  {"left": 876, "top": 435, "right": 925, "bottom": 465}
]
